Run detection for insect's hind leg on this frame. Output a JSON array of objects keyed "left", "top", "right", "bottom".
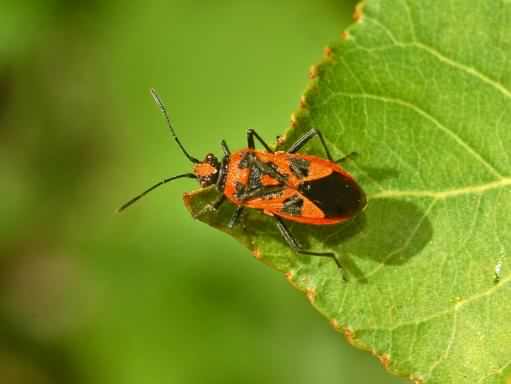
[
  {"left": 274, "top": 217, "right": 347, "bottom": 280},
  {"left": 287, "top": 128, "right": 333, "bottom": 161},
  {"left": 220, "top": 140, "right": 231, "bottom": 156},
  {"left": 227, "top": 206, "right": 244, "bottom": 228},
  {"left": 246, "top": 129, "right": 273, "bottom": 152}
]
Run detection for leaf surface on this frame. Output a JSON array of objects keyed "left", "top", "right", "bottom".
[{"left": 185, "top": 1, "right": 511, "bottom": 382}]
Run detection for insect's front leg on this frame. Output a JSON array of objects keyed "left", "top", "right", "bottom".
[
  {"left": 246, "top": 129, "right": 273, "bottom": 152},
  {"left": 287, "top": 128, "right": 333, "bottom": 161},
  {"left": 220, "top": 140, "right": 231, "bottom": 156}
]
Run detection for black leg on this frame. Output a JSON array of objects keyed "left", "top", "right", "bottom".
[
  {"left": 247, "top": 129, "right": 273, "bottom": 152},
  {"left": 274, "top": 217, "right": 347, "bottom": 279},
  {"left": 287, "top": 128, "right": 333, "bottom": 161},
  {"left": 227, "top": 206, "right": 244, "bottom": 228},
  {"left": 335, "top": 151, "right": 359, "bottom": 164},
  {"left": 212, "top": 194, "right": 226, "bottom": 210},
  {"left": 221, "top": 140, "right": 231, "bottom": 156},
  {"left": 252, "top": 158, "right": 288, "bottom": 184}
]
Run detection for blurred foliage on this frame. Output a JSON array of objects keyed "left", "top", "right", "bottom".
[{"left": 0, "top": 0, "right": 404, "bottom": 383}]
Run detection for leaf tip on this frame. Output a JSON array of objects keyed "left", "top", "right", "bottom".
[
  {"left": 183, "top": 191, "right": 196, "bottom": 216},
  {"left": 183, "top": 191, "right": 192, "bottom": 205}
]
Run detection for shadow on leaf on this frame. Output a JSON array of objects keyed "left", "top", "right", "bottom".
[
  {"left": 186, "top": 188, "right": 433, "bottom": 282},
  {"left": 321, "top": 198, "right": 433, "bottom": 280},
  {"left": 273, "top": 198, "right": 432, "bottom": 282}
]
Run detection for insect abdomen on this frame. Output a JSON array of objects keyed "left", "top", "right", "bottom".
[{"left": 299, "top": 171, "right": 366, "bottom": 219}]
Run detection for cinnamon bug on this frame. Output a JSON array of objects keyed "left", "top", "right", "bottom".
[{"left": 119, "top": 89, "right": 367, "bottom": 273}]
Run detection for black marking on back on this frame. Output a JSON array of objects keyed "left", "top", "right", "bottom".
[
  {"left": 299, "top": 172, "right": 365, "bottom": 218},
  {"left": 238, "top": 185, "right": 286, "bottom": 202},
  {"left": 266, "top": 161, "right": 280, "bottom": 173},
  {"left": 259, "top": 186, "right": 286, "bottom": 200},
  {"left": 248, "top": 163, "right": 263, "bottom": 191},
  {"left": 235, "top": 181, "right": 246, "bottom": 199},
  {"left": 281, "top": 194, "right": 304, "bottom": 216},
  {"left": 289, "top": 157, "right": 310, "bottom": 179},
  {"left": 238, "top": 152, "right": 251, "bottom": 169},
  {"left": 239, "top": 152, "right": 266, "bottom": 193},
  {"left": 253, "top": 159, "right": 288, "bottom": 184},
  {"left": 237, "top": 152, "right": 290, "bottom": 202}
]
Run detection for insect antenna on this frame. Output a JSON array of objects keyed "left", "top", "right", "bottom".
[
  {"left": 150, "top": 88, "right": 200, "bottom": 164},
  {"left": 117, "top": 173, "right": 197, "bottom": 212}
]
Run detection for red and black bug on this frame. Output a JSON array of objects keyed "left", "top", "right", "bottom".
[{"left": 119, "top": 89, "right": 367, "bottom": 273}]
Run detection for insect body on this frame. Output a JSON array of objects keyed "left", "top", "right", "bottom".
[
  {"left": 119, "top": 89, "right": 366, "bottom": 274},
  {"left": 224, "top": 150, "right": 365, "bottom": 225}
]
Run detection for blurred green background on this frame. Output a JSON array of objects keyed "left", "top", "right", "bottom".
[{"left": 1, "top": 1, "right": 405, "bottom": 383}]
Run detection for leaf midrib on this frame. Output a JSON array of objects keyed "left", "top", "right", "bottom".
[
  {"left": 358, "top": 15, "right": 511, "bottom": 101},
  {"left": 369, "top": 177, "right": 511, "bottom": 199},
  {"left": 323, "top": 91, "right": 503, "bottom": 178}
]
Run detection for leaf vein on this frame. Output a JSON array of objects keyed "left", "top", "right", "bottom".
[
  {"left": 476, "top": 357, "right": 511, "bottom": 384},
  {"left": 323, "top": 91, "right": 503, "bottom": 178},
  {"left": 426, "top": 312, "right": 458, "bottom": 379},
  {"left": 369, "top": 178, "right": 511, "bottom": 200},
  {"left": 363, "top": 16, "right": 399, "bottom": 44},
  {"left": 411, "top": 41, "right": 511, "bottom": 101},
  {"left": 401, "top": 0, "right": 417, "bottom": 41},
  {"left": 359, "top": 275, "right": 511, "bottom": 332}
]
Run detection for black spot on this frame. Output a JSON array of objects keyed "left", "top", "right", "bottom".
[
  {"left": 281, "top": 194, "right": 304, "bottom": 216},
  {"left": 299, "top": 172, "right": 366, "bottom": 218},
  {"left": 289, "top": 157, "right": 310, "bottom": 179}
]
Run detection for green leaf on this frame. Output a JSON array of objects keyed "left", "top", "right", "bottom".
[{"left": 184, "top": 1, "right": 511, "bottom": 382}]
